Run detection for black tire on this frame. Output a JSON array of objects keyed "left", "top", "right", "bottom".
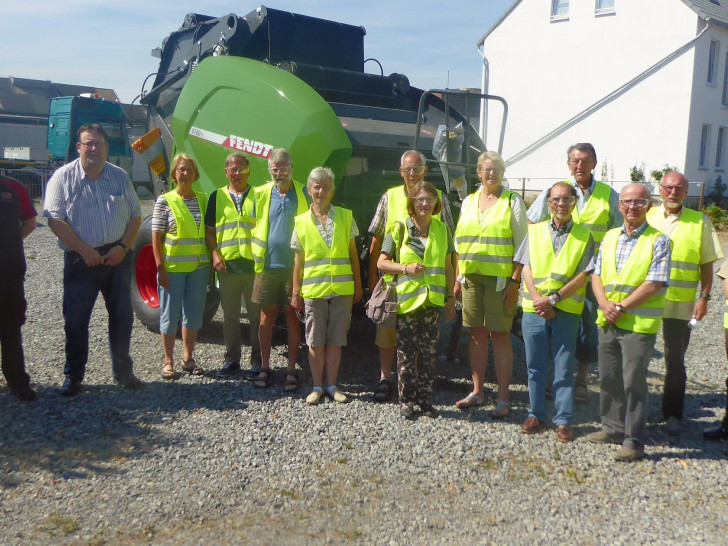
[{"left": 130, "top": 215, "right": 220, "bottom": 333}]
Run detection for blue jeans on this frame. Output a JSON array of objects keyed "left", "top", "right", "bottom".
[
  {"left": 62, "top": 252, "right": 134, "bottom": 381},
  {"left": 522, "top": 309, "right": 580, "bottom": 425},
  {"left": 575, "top": 282, "right": 598, "bottom": 365}
]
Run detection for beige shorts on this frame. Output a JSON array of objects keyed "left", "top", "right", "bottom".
[
  {"left": 375, "top": 324, "right": 397, "bottom": 349},
  {"left": 304, "top": 295, "right": 353, "bottom": 347},
  {"left": 252, "top": 268, "right": 294, "bottom": 306},
  {"left": 461, "top": 273, "right": 515, "bottom": 332}
]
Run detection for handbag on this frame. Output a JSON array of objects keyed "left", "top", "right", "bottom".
[
  {"left": 365, "top": 276, "right": 398, "bottom": 328},
  {"left": 365, "top": 221, "right": 405, "bottom": 328}
]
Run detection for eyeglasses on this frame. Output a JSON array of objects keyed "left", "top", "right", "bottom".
[
  {"left": 548, "top": 196, "right": 576, "bottom": 205},
  {"left": 78, "top": 141, "right": 103, "bottom": 150},
  {"left": 400, "top": 166, "right": 426, "bottom": 175},
  {"left": 619, "top": 198, "right": 650, "bottom": 209},
  {"left": 660, "top": 184, "right": 687, "bottom": 194},
  {"left": 268, "top": 166, "right": 291, "bottom": 175},
  {"left": 481, "top": 168, "right": 502, "bottom": 174},
  {"left": 413, "top": 196, "right": 436, "bottom": 205},
  {"left": 227, "top": 167, "right": 250, "bottom": 174}
]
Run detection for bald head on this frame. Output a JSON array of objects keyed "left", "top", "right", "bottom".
[{"left": 620, "top": 183, "right": 650, "bottom": 200}]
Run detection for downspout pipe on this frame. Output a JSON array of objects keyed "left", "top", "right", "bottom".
[{"left": 478, "top": 43, "right": 489, "bottom": 150}]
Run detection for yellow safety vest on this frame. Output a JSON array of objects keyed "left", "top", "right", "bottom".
[
  {"left": 455, "top": 188, "right": 514, "bottom": 277},
  {"left": 596, "top": 226, "right": 667, "bottom": 334},
  {"left": 521, "top": 221, "right": 590, "bottom": 315},
  {"left": 214, "top": 187, "right": 255, "bottom": 261},
  {"left": 162, "top": 190, "right": 210, "bottom": 273},
  {"left": 394, "top": 218, "right": 448, "bottom": 314},
  {"left": 572, "top": 181, "right": 612, "bottom": 248},
  {"left": 294, "top": 206, "right": 355, "bottom": 299},
  {"left": 385, "top": 186, "right": 443, "bottom": 234},
  {"left": 251, "top": 180, "right": 308, "bottom": 274},
  {"left": 646, "top": 206, "right": 702, "bottom": 304}
]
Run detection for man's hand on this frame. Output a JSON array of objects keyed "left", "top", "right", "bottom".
[
  {"left": 532, "top": 295, "right": 552, "bottom": 316},
  {"left": 453, "top": 280, "right": 462, "bottom": 303},
  {"left": 211, "top": 249, "right": 227, "bottom": 273},
  {"left": 81, "top": 247, "right": 105, "bottom": 267},
  {"left": 503, "top": 281, "right": 519, "bottom": 311},
  {"left": 445, "top": 298, "right": 456, "bottom": 322},
  {"left": 102, "top": 245, "right": 126, "bottom": 267},
  {"left": 601, "top": 301, "right": 622, "bottom": 325},
  {"left": 692, "top": 297, "right": 708, "bottom": 321},
  {"left": 291, "top": 293, "right": 304, "bottom": 311},
  {"left": 353, "top": 284, "right": 363, "bottom": 305}
]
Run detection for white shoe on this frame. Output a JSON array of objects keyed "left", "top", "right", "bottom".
[
  {"left": 325, "top": 386, "right": 348, "bottom": 403},
  {"left": 306, "top": 388, "right": 323, "bottom": 405}
]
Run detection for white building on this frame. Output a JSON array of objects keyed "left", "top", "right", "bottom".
[{"left": 478, "top": 0, "right": 728, "bottom": 196}]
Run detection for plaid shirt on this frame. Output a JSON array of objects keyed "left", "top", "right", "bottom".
[
  {"left": 368, "top": 185, "right": 455, "bottom": 238},
  {"left": 594, "top": 221, "right": 671, "bottom": 283},
  {"left": 514, "top": 218, "right": 595, "bottom": 274}
]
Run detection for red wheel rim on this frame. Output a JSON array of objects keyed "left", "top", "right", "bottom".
[{"left": 135, "top": 244, "right": 159, "bottom": 308}]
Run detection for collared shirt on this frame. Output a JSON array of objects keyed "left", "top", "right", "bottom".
[
  {"left": 261, "top": 183, "right": 310, "bottom": 269},
  {"left": 43, "top": 159, "right": 142, "bottom": 249},
  {"left": 718, "top": 259, "right": 728, "bottom": 281},
  {"left": 368, "top": 185, "right": 455, "bottom": 238},
  {"left": 204, "top": 186, "right": 255, "bottom": 275},
  {"left": 594, "top": 221, "right": 671, "bottom": 283},
  {"left": 526, "top": 176, "right": 623, "bottom": 228},
  {"left": 381, "top": 217, "right": 455, "bottom": 260},
  {"left": 514, "top": 217, "right": 595, "bottom": 274},
  {"left": 290, "top": 206, "right": 359, "bottom": 251}
]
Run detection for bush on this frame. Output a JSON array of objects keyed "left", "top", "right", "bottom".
[{"left": 703, "top": 204, "right": 728, "bottom": 230}]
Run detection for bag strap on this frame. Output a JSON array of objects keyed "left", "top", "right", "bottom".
[{"left": 395, "top": 220, "right": 405, "bottom": 280}]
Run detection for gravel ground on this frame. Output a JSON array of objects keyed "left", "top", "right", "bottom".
[{"left": 2, "top": 206, "right": 728, "bottom": 545}]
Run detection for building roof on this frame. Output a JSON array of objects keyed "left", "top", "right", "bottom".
[{"left": 478, "top": 0, "right": 728, "bottom": 47}]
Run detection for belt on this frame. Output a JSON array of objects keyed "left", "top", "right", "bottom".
[{"left": 67, "top": 240, "right": 123, "bottom": 263}]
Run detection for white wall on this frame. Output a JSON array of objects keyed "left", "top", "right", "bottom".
[{"left": 482, "top": 0, "right": 710, "bottom": 191}]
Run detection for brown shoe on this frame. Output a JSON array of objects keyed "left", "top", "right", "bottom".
[
  {"left": 555, "top": 425, "right": 572, "bottom": 443},
  {"left": 520, "top": 416, "right": 543, "bottom": 434}
]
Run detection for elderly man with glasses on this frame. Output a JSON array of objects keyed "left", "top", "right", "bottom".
[
  {"left": 205, "top": 153, "right": 262, "bottom": 380},
  {"left": 249, "top": 148, "right": 310, "bottom": 391},
  {"left": 646, "top": 171, "right": 723, "bottom": 436},
  {"left": 515, "top": 182, "right": 595, "bottom": 442},
  {"left": 367, "top": 150, "right": 454, "bottom": 402},
  {"left": 587, "top": 184, "right": 671, "bottom": 461}
]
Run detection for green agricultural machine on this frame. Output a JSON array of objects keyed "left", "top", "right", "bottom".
[{"left": 130, "top": 5, "right": 507, "bottom": 331}]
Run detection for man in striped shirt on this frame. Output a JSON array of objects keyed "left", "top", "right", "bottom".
[{"left": 43, "top": 124, "right": 144, "bottom": 397}]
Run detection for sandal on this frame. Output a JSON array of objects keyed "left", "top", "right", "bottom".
[
  {"left": 161, "top": 362, "right": 176, "bottom": 380},
  {"left": 180, "top": 358, "right": 203, "bottom": 376},
  {"left": 283, "top": 371, "right": 299, "bottom": 393},
  {"left": 455, "top": 392, "right": 485, "bottom": 410},
  {"left": 373, "top": 377, "right": 393, "bottom": 402},
  {"left": 490, "top": 400, "right": 511, "bottom": 420},
  {"left": 253, "top": 368, "right": 272, "bottom": 389}
]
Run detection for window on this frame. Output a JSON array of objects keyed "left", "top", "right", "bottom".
[
  {"left": 551, "top": 0, "right": 569, "bottom": 19},
  {"left": 717, "top": 127, "right": 727, "bottom": 169},
  {"left": 595, "top": 0, "right": 615, "bottom": 14},
  {"left": 722, "top": 53, "right": 728, "bottom": 105},
  {"left": 700, "top": 124, "right": 711, "bottom": 168},
  {"left": 708, "top": 40, "right": 719, "bottom": 84}
]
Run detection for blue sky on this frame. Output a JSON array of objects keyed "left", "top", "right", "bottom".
[{"left": 1, "top": 1, "right": 513, "bottom": 103}]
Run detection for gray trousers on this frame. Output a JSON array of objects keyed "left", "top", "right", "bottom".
[
  {"left": 218, "top": 270, "right": 261, "bottom": 365},
  {"left": 598, "top": 325, "right": 656, "bottom": 450}
]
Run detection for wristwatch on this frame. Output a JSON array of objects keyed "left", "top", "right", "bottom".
[
  {"left": 548, "top": 293, "right": 558, "bottom": 306},
  {"left": 117, "top": 242, "right": 130, "bottom": 253},
  {"left": 615, "top": 304, "right": 625, "bottom": 313},
  {"left": 699, "top": 293, "right": 712, "bottom": 301}
]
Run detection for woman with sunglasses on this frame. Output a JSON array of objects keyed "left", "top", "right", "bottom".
[{"left": 377, "top": 181, "right": 456, "bottom": 419}]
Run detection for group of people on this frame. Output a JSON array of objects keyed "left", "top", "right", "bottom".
[{"left": 3, "top": 124, "right": 728, "bottom": 461}]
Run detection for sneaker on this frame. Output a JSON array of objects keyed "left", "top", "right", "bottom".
[
  {"left": 244, "top": 362, "right": 263, "bottom": 381},
  {"left": 613, "top": 445, "right": 644, "bottom": 462},
  {"left": 325, "top": 386, "right": 349, "bottom": 403},
  {"left": 665, "top": 416, "right": 682, "bottom": 436},
  {"left": 217, "top": 361, "right": 242, "bottom": 378},
  {"left": 306, "top": 388, "right": 324, "bottom": 405},
  {"left": 585, "top": 430, "right": 624, "bottom": 445}
]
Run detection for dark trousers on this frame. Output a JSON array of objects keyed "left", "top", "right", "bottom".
[
  {"left": 0, "top": 278, "right": 31, "bottom": 391},
  {"left": 575, "top": 281, "right": 599, "bottom": 365},
  {"left": 661, "top": 318, "right": 692, "bottom": 421},
  {"left": 62, "top": 252, "right": 134, "bottom": 381}
]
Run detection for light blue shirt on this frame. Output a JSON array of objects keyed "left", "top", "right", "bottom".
[{"left": 43, "top": 159, "right": 142, "bottom": 250}]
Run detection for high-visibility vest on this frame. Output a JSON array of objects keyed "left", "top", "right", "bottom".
[
  {"left": 214, "top": 187, "right": 255, "bottom": 261},
  {"left": 294, "top": 206, "right": 355, "bottom": 299},
  {"left": 596, "top": 226, "right": 667, "bottom": 334},
  {"left": 646, "top": 206, "right": 701, "bottom": 304},
  {"left": 162, "top": 190, "right": 210, "bottom": 273},
  {"left": 521, "top": 221, "right": 590, "bottom": 315},
  {"left": 572, "top": 181, "right": 612, "bottom": 248},
  {"left": 455, "top": 188, "right": 514, "bottom": 277},
  {"left": 394, "top": 218, "right": 448, "bottom": 314},
  {"left": 251, "top": 180, "right": 308, "bottom": 274},
  {"left": 385, "top": 186, "right": 443, "bottom": 234}
]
